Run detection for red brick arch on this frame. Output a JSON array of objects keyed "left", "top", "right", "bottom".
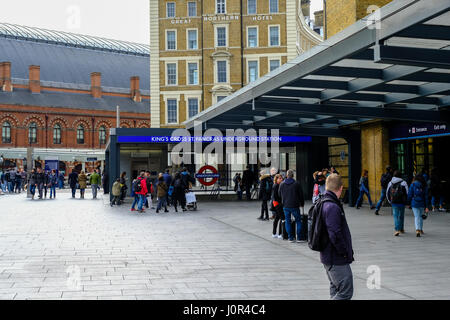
[
  {"left": 0, "top": 113, "right": 20, "bottom": 127},
  {"left": 95, "top": 120, "right": 113, "bottom": 131},
  {"left": 137, "top": 120, "right": 150, "bottom": 128},
  {"left": 49, "top": 116, "right": 69, "bottom": 129},
  {"left": 72, "top": 118, "right": 92, "bottom": 130},
  {"left": 23, "top": 116, "right": 45, "bottom": 128},
  {"left": 120, "top": 120, "right": 133, "bottom": 128}
]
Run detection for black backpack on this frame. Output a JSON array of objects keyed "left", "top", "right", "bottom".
[
  {"left": 133, "top": 178, "right": 143, "bottom": 193},
  {"left": 380, "top": 173, "right": 391, "bottom": 189},
  {"left": 390, "top": 181, "right": 407, "bottom": 204},
  {"left": 308, "top": 197, "right": 334, "bottom": 252}
]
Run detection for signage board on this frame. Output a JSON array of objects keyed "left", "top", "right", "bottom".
[
  {"left": 118, "top": 136, "right": 313, "bottom": 144},
  {"left": 390, "top": 123, "right": 449, "bottom": 141},
  {"left": 195, "top": 165, "right": 219, "bottom": 186}
]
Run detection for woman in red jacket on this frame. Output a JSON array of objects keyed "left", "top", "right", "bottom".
[{"left": 135, "top": 171, "right": 148, "bottom": 213}]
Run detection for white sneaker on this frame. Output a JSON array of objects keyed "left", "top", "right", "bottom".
[
  {"left": 297, "top": 240, "right": 306, "bottom": 243},
  {"left": 278, "top": 235, "right": 283, "bottom": 239},
  {"left": 272, "top": 234, "right": 277, "bottom": 238}
]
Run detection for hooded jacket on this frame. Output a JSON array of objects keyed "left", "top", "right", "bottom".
[
  {"left": 135, "top": 176, "right": 148, "bottom": 195},
  {"left": 408, "top": 180, "right": 428, "bottom": 209},
  {"left": 278, "top": 178, "right": 305, "bottom": 208},
  {"left": 320, "top": 191, "right": 354, "bottom": 266},
  {"left": 259, "top": 174, "right": 273, "bottom": 201},
  {"left": 386, "top": 177, "right": 409, "bottom": 207}
]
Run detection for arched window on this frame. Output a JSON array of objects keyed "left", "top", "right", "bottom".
[
  {"left": 29, "top": 122, "right": 37, "bottom": 144},
  {"left": 2, "top": 121, "right": 11, "bottom": 143},
  {"left": 99, "top": 126, "right": 107, "bottom": 145},
  {"left": 77, "top": 125, "right": 85, "bottom": 144},
  {"left": 53, "top": 124, "right": 61, "bottom": 144}
]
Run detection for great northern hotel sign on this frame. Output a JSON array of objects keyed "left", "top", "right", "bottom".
[{"left": 170, "top": 15, "right": 274, "bottom": 24}]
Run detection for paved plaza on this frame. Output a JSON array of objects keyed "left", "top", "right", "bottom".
[{"left": 0, "top": 190, "right": 449, "bottom": 300}]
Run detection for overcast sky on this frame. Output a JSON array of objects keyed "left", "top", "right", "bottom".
[{"left": 0, "top": 0, "right": 323, "bottom": 45}]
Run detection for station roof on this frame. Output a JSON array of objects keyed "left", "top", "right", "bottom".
[
  {"left": 184, "top": 0, "right": 450, "bottom": 138},
  {"left": 0, "top": 22, "right": 150, "bottom": 92}
]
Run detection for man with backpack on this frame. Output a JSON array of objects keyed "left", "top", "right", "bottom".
[
  {"left": 374, "top": 166, "right": 393, "bottom": 216},
  {"left": 310, "top": 173, "right": 354, "bottom": 300},
  {"left": 386, "top": 171, "right": 409, "bottom": 236},
  {"left": 134, "top": 171, "right": 148, "bottom": 213},
  {"left": 278, "top": 170, "right": 305, "bottom": 243}
]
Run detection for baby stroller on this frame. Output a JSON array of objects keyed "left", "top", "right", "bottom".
[{"left": 185, "top": 189, "right": 198, "bottom": 211}]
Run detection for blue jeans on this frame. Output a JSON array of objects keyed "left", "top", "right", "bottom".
[
  {"left": 8, "top": 181, "right": 14, "bottom": 192},
  {"left": 137, "top": 194, "right": 146, "bottom": 211},
  {"left": 91, "top": 184, "right": 98, "bottom": 198},
  {"left": 131, "top": 195, "right": 139, "bottom": 209},
  {"left": 0, "top": 182, "right": 6, "bottom": 192},
  {"left": 30, "top": 184, "right": 36, "bottom": 196},
  {"left": 431, "top": 196, "right": 444, "bottom": 207},
  {"left": 50, "top": 185, "right": 56, "bottom": 198},
  {"left": 356, "top": 186, "right": 373, "bottom": 207},
  {"left": 58, "top": 180, "right": 64, "bottom": 189},
  {"left": 412, "top": 207, "right": 424, "bottom": 231},
  {"left": 392, "top": 206, "right": 405, "bottom": 231},
  {"left": 284, "top": 207, "right": 302, "bottom": 241},
  {"left": 375, "top": 188, "right": 387, "bottom": 210},
  {"left": 71, "top": 187, "right": 76, "bottom": 198},
  {"left": 157, "top": 197, "right": 167, "bottom": 211}
]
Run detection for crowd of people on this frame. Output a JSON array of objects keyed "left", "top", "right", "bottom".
[{"left": 111, "top": 168, "right": 196, "bottom": 214}]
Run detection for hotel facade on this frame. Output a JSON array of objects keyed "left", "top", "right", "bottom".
[{"left": 150, "top": 0, "right": 321, "bottom": 128}]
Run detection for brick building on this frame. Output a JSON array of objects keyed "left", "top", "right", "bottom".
[
  {"left": 149, "top": 0, "right": 323, "bottom": 128},
  {"left": 0, "top": 23, "right": 150, "bottom": 175}
]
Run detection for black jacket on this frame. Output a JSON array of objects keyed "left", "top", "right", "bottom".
[
  {"left": 278, "top": 178, "right": 305, "bottom": 208},
  {"left": 36, "top": 172, "right": 46, "bottom": 184},
  {"left": 259, "top": 175, "right": 273, "bottom": 201},
  {"left": 320, "top": 191, "right": 354, "bottom": 266},
  {"left": 242, "top": 169, "right": 254, "bottom": 186},
  {"left": 68, "top": 172, "right": 78, "bottom": 188}
]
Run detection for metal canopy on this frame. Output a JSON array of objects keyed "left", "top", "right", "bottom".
[{"left": 184, "top": 0, "right": 450, "bottom": 137}]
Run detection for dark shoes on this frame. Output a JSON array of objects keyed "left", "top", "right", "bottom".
[
  {"left": 416, "top": 230, "right": 421, "bottom": 237},
  {"left": 374, "top": 209, "right": 379, "bottom": 215},
  {"left": 370, "top": 206, "right": 376, "bottom": 210},
  {"left": 257, "top": 217, "right": 263, "bottom": 220}
]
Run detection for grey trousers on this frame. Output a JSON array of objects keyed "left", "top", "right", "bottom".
[
  {"left": 91, "top": 184, "right": 98, "bottom": 198},
  {"left": 323, "top": 263, "right": 354, "bottom": 300}
]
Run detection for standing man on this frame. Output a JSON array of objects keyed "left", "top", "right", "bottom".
[
  {"left": 20, "top": 168, "right": 27, "bottom": 191},
  {"left": 278, "top": 169, "right": 305, "bottom": 243},
  {"left": 163, "top": 169, "right": 173, "bottom": 206},
  {"left": 68, "top": 169, "right": 79, "bottom": 199},
  {"left": 58, "top": 171, "right": 65, "bottom": 189},
  {"left": 8, "top": 168, "right": 16, "bottom": 193},
  {"left": 48, "top": 169, "right": 57, "bottom": 199},
  {"left": 320, "top": 174, "right": 354, "bottom": 300},
  {"left": 242, "top": 166, "right": 254, "bottom": 201},
  {"left": 15, "top": 168, "right": 23, "bottom": 193},
  {"left": 35, "top": 167, "right": 45, "bottom": 199},
  {"left": 89, "top": 169, "right": 101, "bottom": 199},
  {"left": 374, "top": 166, "right": 393, "bottom": 215}
]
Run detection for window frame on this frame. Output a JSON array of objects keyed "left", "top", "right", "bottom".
[
  {"left": 268, "top": 25, "right": 280, "bottom": 47},
  {"left": 247, "top": 26, "right": 258, "bottom": 48},
  {"left": 53, "top": 123, "right": 61, "bottom": 145},
  {"left": 216, "top": 0, "right": 226, "bottom": 14},
  {"left": 166, "top": 98, "right": 179, "bottom": 124},
  {"left": 247, "top": 59, "right": 259, "bottom": 83},
  {"left": 76, "top": 125, "right": 85, "bottom": 145},
  {"left": 166, "top": 2, "right": 176, "bottom": 18},
  {"left": 247, "top": 0, "right": 257, "bottom": 14},
  {"left": 166, "top": 62, "right": 178, "bottom": 86},
  {"left": 187, "top": 62, "right": 199, "bottom": 85},
  {"left": 28, "top": 122, "right": 37, "bottom": 144},
  {"left": 269, "top": 58, "right": 281, "bottom": 72},
  {"left": 166, "top": 29, "right": 177, "bottom": 51},
  {"left": 216, "top": 60, "right": 228, "bottom": 83},
  {"left": 269, "top": 0, "right": 278, "bottom": 14},
  {"left": 186, "top": 28, "right": 198, "bottom": 50},
  {"left": 187, "top": 98, "right": 199, "bottom": 119},
  {"left": 187, "top": 1, "right": 197, "bottom": 17},
  {"left": 2, "top": 121, "right": 11, "bottom": 144},
  {"left": 215, "top": 25, "right": 227, "bottom": 47},
  {"left": 99, "top": 126, "right": 107, "bottom": 146}
]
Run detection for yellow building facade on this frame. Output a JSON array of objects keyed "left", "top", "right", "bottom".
[{"left": 150, "top": 0, "right": 323, "bottom": 128}]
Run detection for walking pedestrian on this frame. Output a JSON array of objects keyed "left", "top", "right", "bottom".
[
  {"left": 14, "top": 168, "right": 22, "bottom": 193},
  {"left": 356, "top": 170, "right": 375, "bottom": 210},
  {"left": 35, "top": 167, "right": 45, "bottom": 199},
  {"left": 8, "top": 168, "right": 16, "bottom": 193},
  {"left": 58, "top": 171, "right": 65, "bottom": 189},
  {"left": 48, "top": 169, "right": 58, "bottom": 199},
  {"left": 278, "top": 170, "right": 305, "bottom": 243},
  {"left": 68, "top": 169, "right": 78, "bottom": 198},
  {"left": 320, "top": 174, "right": 354, "bottom": 300},
  {"left": 374, "top": 166, "right": 393, "bottom": 215},
  {"left": 312, "top": 171, "right": 326, "bottom": 204},
  {"left": 271, "top": 174, "right": 284, "bottom": 239},
  {"left": 111, "top": 178, "right": 121, "bottom": 207},
  {"left": 78, "top": 171, "right": 87, "bottom": 199},
  {"left": 386, "top": 170, "right": 409, "bottom": 236},
  {"left": 408, "top": 174, "right": 429, "bottom": 237},
  {"left": 119, "top": 172, "right": 128, "bottom": 203},
  {"left": 28, "top": 168, "right": 37, "bottom": 199},
  {"left": 43, "top": 170, "right": 50, "bottom": 199},
  {"left": 0, "top": 170, "right": 6, "bottom": 194},
  {"left": 258, "top": 169, "right": 273, "bottom": 221},
  {"left": 144, "top": 171, "right": 154, "bottom": 209},
  {"left": 89, "top": 169, "right": 101, "bottom": 199},
  {"left": 163, "top": 169, "right": 172, "bottom": 207},
  {"left": 130, "top": 178, "right": 139, "bottom": 212},
  {"left": 156, "top": 175, "right": 169, "bottom": 213}
]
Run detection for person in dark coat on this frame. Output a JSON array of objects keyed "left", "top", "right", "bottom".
[
  {"left": 68, "top": 169, "right": 79, "bottom": 198},
  {"left": 35, "top": 167, "right": 46, "bottom": 199},
  {"left": 28, "top": 169, "right": 37, "bottom": 199},
  {"left": 278, "top": 170, "right": 305, "bottom": 242},
  {"left": 374, "top": 166, "right": 393, "bottom": 215},
  {"left": 171, "top": 172, "right": 185, "bottom": 212},
  {"left": 430, "top": 168, "right": 444, "bottom": 212},
  {"left": 258, "top": 170, "right": 273, "bottom": 220},
  {"left": 320, "top": 174, "right": 354, "bottom": 300},
  {"left": 242, "top": 166, "right": 255, "bottom": 200},
  {"left": 271, "top": 174, "right": 285, "bottom": 239}
]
